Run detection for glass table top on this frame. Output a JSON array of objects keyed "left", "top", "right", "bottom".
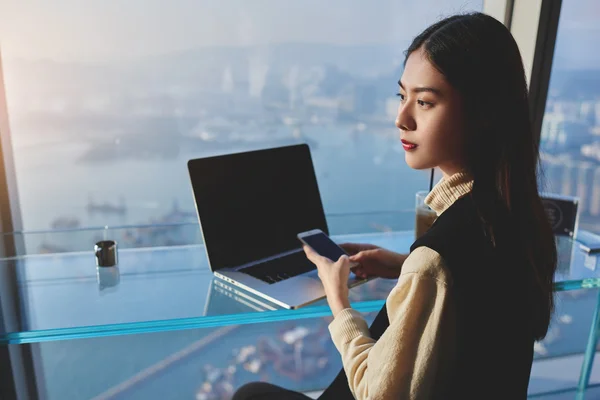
[{"left": 0, "top": 230, "right": 597, "bottom": 344}]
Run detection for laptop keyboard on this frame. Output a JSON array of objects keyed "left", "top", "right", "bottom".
[{"left": 238, "top": 251, "right": 315, "bottom": 284}]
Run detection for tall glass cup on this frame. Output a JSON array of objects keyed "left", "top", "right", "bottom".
[{"left": 415, "top": 191, "right": 437, "bottom": 239}]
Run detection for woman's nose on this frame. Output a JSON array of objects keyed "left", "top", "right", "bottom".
[{"left": 396, "top": 107, "right": 416, "bottom": 131}]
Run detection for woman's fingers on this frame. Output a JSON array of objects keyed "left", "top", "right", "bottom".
[
  {"left": 352, "top": 267, "right": 365, "bottom": 279},
  {"left": 303, "top": 245, "right": 327, "bottom": 265},
  {"left": 349, "top": 262, "right": 367, "bottom": 276},
  {"left": 340, "top": 243, "right": 378, "bottom": 255},
  {"left": 339, "top": 243, "right": 362, "bottom": 255},
  {"left": 350, "top": 249, "right": 379, "bottom": 262}
]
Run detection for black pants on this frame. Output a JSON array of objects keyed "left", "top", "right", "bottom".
[{"left": 232, "top": 304, "right": 390, "bottom": 400}]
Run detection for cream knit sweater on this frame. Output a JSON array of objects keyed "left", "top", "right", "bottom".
[{"left": 328, "top": 172, "right": 474, "bottom": 399}]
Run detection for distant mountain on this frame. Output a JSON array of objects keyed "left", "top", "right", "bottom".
[
  {"left": 145, "top": 42, "right": 408, "bottom": 75},
  {"left": 3, "top": 42, "right": 408, "bottom": 99}
]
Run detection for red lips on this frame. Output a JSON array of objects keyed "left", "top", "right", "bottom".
[{"left": 401, "top": 139, "right": 417, "bottom": 151}]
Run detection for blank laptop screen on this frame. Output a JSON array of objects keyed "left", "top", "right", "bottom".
[{"left": 188, "top": 144, "right": 328, "bottom": 271}]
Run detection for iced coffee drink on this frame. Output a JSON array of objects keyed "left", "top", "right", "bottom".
[{"left": 415, "top": 190, "right": 437, "bottom": 239}]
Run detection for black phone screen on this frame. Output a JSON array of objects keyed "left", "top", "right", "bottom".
[{"left": 300, "top": 232, "right": 348, "bottom": 261}]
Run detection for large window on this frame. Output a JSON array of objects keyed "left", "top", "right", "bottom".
[
  {"left": 0, "top": 1, "right": 483, "bottom": 251},
  {"left": 540, "top": 0, "right": 600, "bottom": 232}
]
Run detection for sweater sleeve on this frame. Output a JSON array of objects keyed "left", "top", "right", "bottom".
[{"left": 328, "top": 246, "right": 453, "bottom": 400}]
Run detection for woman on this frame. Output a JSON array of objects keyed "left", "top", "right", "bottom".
[{"left": 233, "top": 12, "right": 557, "bottom": 399}]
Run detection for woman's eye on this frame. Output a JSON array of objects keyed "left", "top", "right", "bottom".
[
  {"left": 396, "top": 93, "right": 405, "bottom": 101},
  {"left": 417, "top": 100, "right": 432, "bottom": 107}
]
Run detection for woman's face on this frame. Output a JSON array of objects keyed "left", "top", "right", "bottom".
[{"left": 396, "top": 47, "right": 466, "bottom": 177}]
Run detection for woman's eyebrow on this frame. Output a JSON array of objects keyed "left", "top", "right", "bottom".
[{"left": 398, "top": 80, "right": 442, "bottom": 96}]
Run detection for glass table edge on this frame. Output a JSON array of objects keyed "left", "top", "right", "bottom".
[
  {"left": 4, "top": 275, "right": 600, "bottom": 344},
  {"left": 0, "top": 300, "right": 386, "bottom": 344}
]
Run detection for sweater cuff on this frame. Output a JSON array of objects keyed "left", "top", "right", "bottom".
[{"left": 328, "top": 308, "right": 371, "bottom": 349}]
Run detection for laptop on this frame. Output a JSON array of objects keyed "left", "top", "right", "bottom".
[
  {"left": 188, "top": 143, "right": 367, "bottom": 309},
  {"left": 203, "top": 278, "right": 280, "bottom": 317}
]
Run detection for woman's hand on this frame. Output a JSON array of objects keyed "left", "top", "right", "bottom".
[
  {"left": 303, "top": 245, "right": 351, "bottom": 317},
  {"left": 340, "top": 243, "right": 407, "bottom": 280}
]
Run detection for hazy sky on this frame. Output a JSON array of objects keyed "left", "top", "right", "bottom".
[
  {"left": 1, "top": 0, "right": 598, "bottom": 69},
  {"left": 0, "top": 0, "right": 481, "bottom": 62},
  {"left": 552, "top": 0, "right": 600, "bottom": 70}
]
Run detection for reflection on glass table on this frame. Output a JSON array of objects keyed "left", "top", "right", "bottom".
[
  {"left": 1, "top": 229, "right": 600, "bottom": 345},
  {"left": 5, "top": 229, "right": 600, "bottom": 399},
  {"left": 1, "top": 230, "right": 412, "bottom": 344},
  {"left": 4, "top": 226, "right": 600, "bottom": 398}
]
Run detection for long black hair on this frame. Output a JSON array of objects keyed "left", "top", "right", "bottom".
[{"left": 405, "top": 12, "right": 557, "bottom": 340}]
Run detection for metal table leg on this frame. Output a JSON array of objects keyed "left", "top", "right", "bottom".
[{"left": 577, "top": 289, "right": 600, "bottom": 399}]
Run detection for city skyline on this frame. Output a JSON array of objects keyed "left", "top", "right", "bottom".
[{"left": 1, "top": 0, "right": 600, "bottom": 236}]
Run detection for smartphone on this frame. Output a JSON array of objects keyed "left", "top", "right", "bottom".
[
  {"left": 297, "top": 229, "right": 359, "bottom": 269},
  {"left": 577, "top": 230, "right": 600, "bottom": 253}
]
